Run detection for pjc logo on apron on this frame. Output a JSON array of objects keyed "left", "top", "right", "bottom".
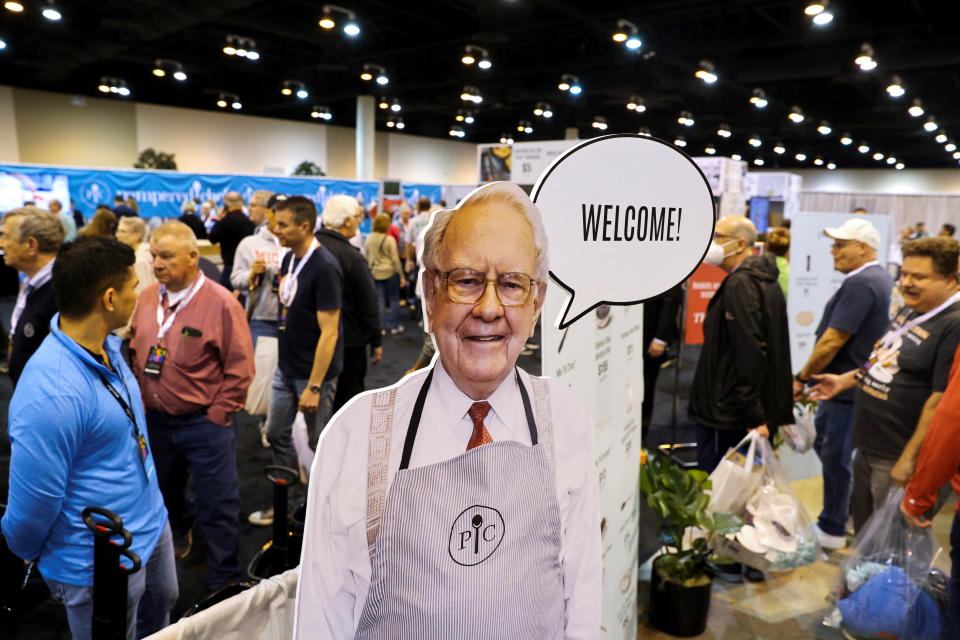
[{"left": 448, "top": 505, "right": 504, "bottom": 566}]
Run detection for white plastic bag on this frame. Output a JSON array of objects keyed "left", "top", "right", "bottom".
[
  {"left": 707, "top": 430, "right": 763, "bottom": 515},
  {"left": 291, "top": 412, "right": 314, "bottom": 482},
  {"left": 245, "top": 336, "right": 278, "bottom": 416},
  {"left": 781, "top": 403, "right": 817, "bottom": 453}
]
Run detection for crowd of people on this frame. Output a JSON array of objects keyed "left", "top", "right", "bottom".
[{"left": 0, "top": 186, "right": 957, "bottom": 639}]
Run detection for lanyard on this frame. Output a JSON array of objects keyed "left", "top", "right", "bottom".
[
  {"left": 155, "top": 273, "right": 206, "bottom": 341},
  {"left": 279, "top": 239, "right": 317, "bottom": 306},
  {"left": 96, "top": 370, "right": 149, "bottom": 482},
  {"left": 880, "top": 291, "right": 960, "bottom": 351}
]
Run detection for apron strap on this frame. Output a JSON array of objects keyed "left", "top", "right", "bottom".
[
  {"left": 528, "top": 376, "right": 556, "bottom": 472},
  {"left": 366, "top": 388, "right": 398, "bottom": 555}
]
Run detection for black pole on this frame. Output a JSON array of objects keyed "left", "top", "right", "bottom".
[{"left": 83, "top": 507, "right": 141, "bottom": 640}]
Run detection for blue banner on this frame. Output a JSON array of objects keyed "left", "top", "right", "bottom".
[{"left": 0, "top": 163, "right": 444, "bottom": 219}]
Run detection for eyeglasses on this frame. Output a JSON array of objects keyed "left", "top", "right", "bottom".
[{"left": 436, "top": 267, "right": 538, "bottom": 307}]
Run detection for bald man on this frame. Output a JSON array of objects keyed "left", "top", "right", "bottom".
[
  {"left": 209, "top": 192, "right": 256, "bottom": 290},
  {"left": 689, "top": 216, "right": 793, "bottom": 580},
  {"left": 130, "top": 221, "right": 254, "bottom": 588}
]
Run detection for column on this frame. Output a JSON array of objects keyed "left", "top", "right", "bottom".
[{"left": 356, "top": 95, "right": 375, "bottom": 180}]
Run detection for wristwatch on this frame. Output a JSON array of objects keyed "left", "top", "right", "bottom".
[{"left": 308, "top": 384, "right": 323, "bottom": 394}]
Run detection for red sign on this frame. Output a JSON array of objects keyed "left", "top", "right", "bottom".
[{"left": 684, "top": 263, "right": 727, "bottom": 344}]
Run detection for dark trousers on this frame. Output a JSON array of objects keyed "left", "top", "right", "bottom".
[
  {"left": 695, "top": 424, "right": 747, "bottom": 474},
  {"left": 147, "top": 410, "right": 241, "bottom": 589},
  {"left": 813, "top": 399, "right": 855, "bottom": 536},
  {"left": 333, "top": 345, "right": 368, "bottom": 414},
  {"left": 948, "top": 510, "right": 960, "bottom": 639},
  {"left": 642, "top": 351, "right": 666, "bottom": 428}
]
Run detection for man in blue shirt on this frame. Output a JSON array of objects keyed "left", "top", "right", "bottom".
[
  {"left": 794, "top": 219, "right": 893, "bottom": 549},
  {"left": 1, "top": 237, "right": 176, "bottom": 639}
]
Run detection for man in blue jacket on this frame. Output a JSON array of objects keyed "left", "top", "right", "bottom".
[{"left": 1, "top": 236, "right": 176, "bottom": 639}]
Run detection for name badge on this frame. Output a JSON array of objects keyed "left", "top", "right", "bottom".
[
  {"left": 278, "top": 306, "right": 287, "bottom": 332},
  {"left": 144, "top": 346, "right": 168, "bottom": 378}
]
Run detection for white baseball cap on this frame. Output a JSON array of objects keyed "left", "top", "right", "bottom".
[{"left": 823, "top": 218, "right": 881, "bottom": 250}]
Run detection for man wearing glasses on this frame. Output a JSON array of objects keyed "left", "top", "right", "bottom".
[
  {"left": 294, "top": 182, "right": 601, "bottom": 639},
  {"left": 793, "top": 219, "right": 893, "bottom": 549},
  {"left": 809, "top": 236, "right": 960, "bottom": 531}
]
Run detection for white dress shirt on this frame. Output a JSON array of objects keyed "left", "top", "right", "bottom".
[{"left": 294, "top": 361, "right": 601, "bottom": 639}]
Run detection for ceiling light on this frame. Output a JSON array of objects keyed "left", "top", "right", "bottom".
[
  {"left": 534, "top": 102, "right": 553, "bottom": 118},
  {"left": 592, "top": 116, "right": 608, "bottom": 131},
  {"left": 637, "top": 127, "right": 651, "bottom": 137},
  {"left": 946, "top": 141, "right": 957, "bottom": 152},
  {"left": 717, "top": 124, "right": 732, "bottom": 138},
  {"left": 773, "top": 142, "right": 786, "bottom": 154},
  {"left": 231, "top": 101, "right": 241, "bottom": 110},
  {"left": 749, "top": 88, "right": 768, "bottom": 109},
  {"left": 753, "top": 158, "right": 765, "bottom": 166},
  {"left": 923, "top": 116, "right": 938, "bottom": 132},
  {"left": 152, "top": 67, "right": 166, "bottom": 78},
  {"left": 246, "top": 51, "right": 260, "bottom": 61},
  {"left": 953, "top": 152, "right": 960, "bottom": 160},
  {"left": 394, "top": 118, "right": 404, "bottom": 129},
  {"left": 807, "top": 1, "right": 834, "bottom": 26},
  {"left": 98, "top": 76, "right": 130, "bottom": 98},
  {"left": 748, "top": 134, "right": 762, "bottom": 148},
  {"left": 895, "top": 163, "right": 904, "bottom": 170},
  {"left": 448, "top": 125, "right": 466, "bottom": 138},
  {"left": 908, "top": 99, "right": 924, "bottom": 117},
  {"left": 318, "top": 14, "right": 335, "bottom": 29},
  {"left": 310, "top": 106, "right": 333, "bottom": 121},
  {"left": 343, "top": 22, "right": 360, "bottom": 37},
  {"left": 464, "top": 113, "right": 475, "bottom": 124},
  {"left": 788, "top": 105, "right": 805, "bottom": 123},
  {"left": 678, "top": 110, "right": 694, "bottom": 126},
  {"left": 460, "top": 85, "right": 482, "bottom": 104},
  {"left": 855, "top": 43, "right": 877, "bottom": 71},
  {"left": 461, "top": 45, "right": 491, "bottom": 69},
  {"left": 499, "top": 135, "right": 514, "bottom": 144},
  {"left": 673, "top": 135, "right": 686, "bottom": 147},
  {"left": 804, "top": 1, "right": 825, "bottom": 15},
  {"left": 613, "top": 19, "right": 642, "bottom": 49},
  {"left": 386, "top": 120, "right": 395, "bottom": 128},
  {"left": 812, "top": 11, "right": 834, "bottom": 25},
  {"left": 216, "top": 98, "right": 227, "bottom": 108},
  {"left": 376, "top": 74, "right": 388, "bottom": 86},
  {"left": 378, "top": 98, "right": 389, "bottom": 110},
  {"left": 817, "top": 120, "right": 832, "bottom": 135},
  {"left": 41, "top": 2, "right": 61, "bottom": 20},
  {"left": 390, "top": 98, "right": 401, "bottom": 112},
  {"left": 795, "top": 152, "right": 807, "bottom": 161},
  {"left": 813, "top": 156, "right": 825, "bottom": 166},
  {"left": 872, "top": 152, "right": 884, "bottom": 160},
  {"left": 857, "top": 143, "right": 870, "bottom": 153},
  {"left": 840, "top": 133, "right": 853, "bottom": 145},
  {"left": 731, "top": 154, "right": 742, "bottom": 161},
  {"left": 98, "top": 84, "right": 110, "bottom": 93},
  {"left": 477, "top": 58, "right": 492, "bottom": 70},
  {"left": 173, "top": 70, "right": 187, "bottom": 81},
  {"left": 282, "top": 87, "right": 292, "bottom": 96},
  {"left": 516, "top": 120, "right": 533, "bottom": 134},
  {"left": 360, "top": 71, "right": 373, "bottom": 81},
  {"left": 695, "top": 60, "right": 718, "bottom": 84},
  {"left": 827, "top": 162, "right": 837, "bottom": 169},
  {"left": 318, "top": 4, "right": 359, "bottom": 35},
  {"left": 886, "top": 156, "right": 896, "bottom": 165},
  {"left": 296, "top": 88, "right": 309, "bottom": 99},
  {"left": 223, "top": 46, "right": 236, "bottom": 55},
  {"left": 223, "top": 35, "right": 258, "bottom": 61},
  {"left": 559, "top": 74, "right": 582, "bottom": 95},
  {"left": 886, "top": 75, "right": 905, "bottom": 98},
  {"left": 626, "top": 96, "right": 645, "bottom": 112},
  {"left": 4, "top": 2, "right": 24, "bottom": 12},
  {"left": 704, "top": 145, "right": 716, "bottom": 155},
  {"left": 216, "top": 92, "right": 240, "bottom": 110},
  {"left": 935, "top": 132, "right": 948, "bottom": 143}
]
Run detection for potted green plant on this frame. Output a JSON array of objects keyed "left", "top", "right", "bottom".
[{"left": 640, "top": 450, "right": 743, "bottom": 637}]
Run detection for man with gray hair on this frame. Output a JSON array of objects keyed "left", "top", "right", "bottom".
[
  {"left": 48, "top": 198, "right": 77, "bottom": 242},
  {"left": 0, "top": 208, "right": 64, "bottom": 385},
  {"left": 689, "top": 215, "right": 793, "bottom": 582},
  {"left": 116, "top": 216, "right": 156, "bottom": 295},
  {"left": 316, "top": 194, "right": 383, "bottom": 411},
  {"left": 295, "top": 182, "right": 601, "bottom": 638},
  {"left": 209, "top": 191, "right": 255, "bottom": 290}
]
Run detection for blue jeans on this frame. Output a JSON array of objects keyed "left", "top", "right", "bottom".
[
  {"left": 146, "top": 411, "right": 241, "bottom": 588},
  {"left": 946, "top": 509, "right": 960, "bottom": 639},
  {"left": 44, "top": 523, "right": 178, "bottom": 640},
  {"left": 813, "top": 399, "right": 855, "bottom": 536},
  {"left": 695, "top": 424, "right": 747, "bottom": 474},
  {"left": 374, "top": 275, "right": 400, "bottom": 330},
  {"left": 250, "top": 319, "right": 279, "bottom": 345},
  {"left": 265, "top": 368, "right": 337, "bottom": 472}
]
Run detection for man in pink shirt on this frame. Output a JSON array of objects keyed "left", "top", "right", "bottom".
[{"left": 130, "top": 221, "right": 254, "bottom": 589}]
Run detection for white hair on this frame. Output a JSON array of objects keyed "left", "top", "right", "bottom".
[
  {"left": 180, "top": 200, "right": 197, "bottom": 214},
  {"left": 118, "top": 216, "right": 149, "bottom": 242},
  {"left": 322, "top": 194, "right": 360, "bottom": 229},
  {"left": 421, "top": 182, "right": 549, "bottom": 282}
]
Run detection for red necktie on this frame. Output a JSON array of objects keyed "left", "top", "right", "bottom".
[{"left": 466, "top": 401, "right": 493, "bottom": 450}]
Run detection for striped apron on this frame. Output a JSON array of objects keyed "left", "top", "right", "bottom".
[{"left": 354, "top": 368, "right": 565, "bottom": 639}]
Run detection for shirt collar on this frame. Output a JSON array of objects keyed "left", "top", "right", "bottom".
[
  {"left": 431, "top": 358, "right": 519, "bottom": 424},
  {"left": 844, "top": 260, "right": 879, "bottom": 280},
  {"left": 49, "top": 313, "right": 124, "bottom": 377},
  {"left": 27, "top": 257, "right": 55, "bottom": 288}
]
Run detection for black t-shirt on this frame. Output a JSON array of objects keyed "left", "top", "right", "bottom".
[
  {"left": 853, "top": 300, "right": 960, "bottom": 458},
  {"left": 277, "top": 245, "right": 343, "bottom": 381},
  {"left": 209, "top": 211, "right": 255, "bottom": 267}
]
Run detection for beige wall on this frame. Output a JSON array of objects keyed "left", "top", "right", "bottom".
[
  {"left": 764, "top": 168, "right": 960, "bottom": 195},
  {"left": 13, "top": 88, "right": 137, "bottom": 167},
  {"left": 0, "top": 86, "right": 477, "bottom": 185}
]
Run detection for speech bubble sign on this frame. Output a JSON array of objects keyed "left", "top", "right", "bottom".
[{"left": 532, "top": 134, "right": 716, "bottom": 329}]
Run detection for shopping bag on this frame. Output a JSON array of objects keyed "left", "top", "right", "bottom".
[
  {"left": 245, "top": 336, "right": 278, "bottom": 416},
  {"left": 291, "top": 412, "right": 314, "bottom": 482},
  {"left": 781, "top": 402, "right": 816, "bottom": 453},
  {"left": 710, "top": 432, "right": 821, "bottom": 572},
  {"left": 825, "top": 488, "right": 946, "bottom": 640},
  {"left": 707, "top": 430, "right": 763, "bottom": 514}
]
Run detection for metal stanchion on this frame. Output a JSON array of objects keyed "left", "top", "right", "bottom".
[
  {"left": 82, "top": 507, "right": 141, "bottom": 640},
  {"left": 247, "top": 465, "right": 300, "bottom": 581},
  {"left": 658, "top": 284, "right": 699, "bottom": 467}
]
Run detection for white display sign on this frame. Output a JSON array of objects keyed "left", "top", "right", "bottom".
[
  {"left": 532, "top": 134, "right": 717, "bottom": 329},
  {"left": 788, "top": 212, "right": 891, "bottom": 369},
  {"left": 692, "top": 156, "right": 746, "bottom": 196},
  {"left": 510, "top": 139, "right": 578, "bottom": 184}
]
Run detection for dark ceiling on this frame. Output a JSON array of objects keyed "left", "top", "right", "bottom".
[{"left": 2, "top": 0, "right": 960, "bottom": 168}]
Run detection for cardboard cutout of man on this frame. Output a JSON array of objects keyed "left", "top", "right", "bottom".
[{"left": 294, "top": 182, "right": 601, "bottom": 639}]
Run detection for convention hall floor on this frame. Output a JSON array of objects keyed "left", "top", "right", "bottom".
[{"left": 1, "top": 318, "right": 955, "bottom": 639}]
